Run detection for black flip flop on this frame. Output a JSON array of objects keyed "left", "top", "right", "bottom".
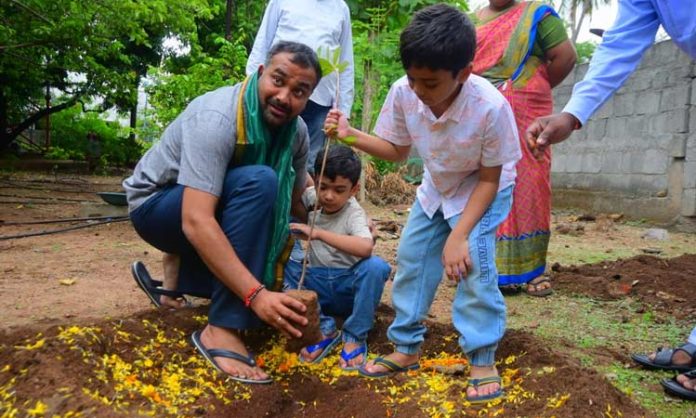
[
  {"left": 660, "top": 370, "right": 696, "bottom": 401},
  {"left": 631, "top": 343, "right": 696, "bottom": 372},
  {"left": 131, "top": 261, "right": 188, "bottom": 308},
  {"left": 190, "top": 330, "right": 273, "bottom": 384}
]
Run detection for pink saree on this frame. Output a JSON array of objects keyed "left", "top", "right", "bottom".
[{"left": 473, "top": 2, "right": 556, "bottom": 285}]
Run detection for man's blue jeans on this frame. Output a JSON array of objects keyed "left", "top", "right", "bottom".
[
  {"left": 388, "top": 186, "right": 513, "bottom": 367},
  {"left": 299, "top": 100, "right": 331, "bottom": 174},
  {"left": 129, "top": 165, "right": 277, "bottom": 330},
  {"left": 284, "top": 256, "right": 391, "bottom": 343}
]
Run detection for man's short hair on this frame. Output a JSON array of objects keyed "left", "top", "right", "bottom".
[
  {"left": 265, "top": 41, "right": 323, "bottom": 84},
  {"left": 400, "top": 4, "right": 476, "bottom": 76},
  {"left": 315, "top": 144, "right": 361, "bottom": 186}
]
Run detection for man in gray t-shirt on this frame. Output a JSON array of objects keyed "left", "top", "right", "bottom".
[
  {"left": 124, "top": 41, "right": 322, "bottom": 385},
  {"left": 284, "top": 145, "right": 391, "bottom": 370}
]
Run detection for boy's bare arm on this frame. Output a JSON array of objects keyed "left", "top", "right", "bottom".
[
  {"left": 290, "top": 222, "right": 374, "bottom": 258},
  {"left": 325, "top": 109, "right": 410, "bottom": 162}
]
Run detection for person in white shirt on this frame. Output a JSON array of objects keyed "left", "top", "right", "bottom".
[
  {"left": 325, "top": 4, "right": 521, "bottom": 404},
  {"left": 246, "top": 0, "right": 354, "bottom": 174}
]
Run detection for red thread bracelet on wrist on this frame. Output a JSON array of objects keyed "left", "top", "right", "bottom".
[{"left": 244, "top": 284, "right": 265, "bottom": 307}]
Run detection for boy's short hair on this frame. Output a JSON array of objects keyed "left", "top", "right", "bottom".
[
  {"left": 315, "top": 145, "right": 361, "bottom": 186},
  {"left": 400, "top": 4, "right": 476, "bottom": 76},
  {"left": 266, "top": 41, "right": 322, "bottom": 85}
]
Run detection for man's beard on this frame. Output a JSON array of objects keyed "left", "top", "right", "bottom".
[{"left": 262, "top": 97, "right": 292, "bottom": 127}]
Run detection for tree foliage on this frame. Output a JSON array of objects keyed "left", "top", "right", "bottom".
[
  {"left": 0, "top": 0, "right": 212, "bottom": 150},
  {"left": 4, "top": 0, "right": 600, "bottom": 171},
  {"left": 575, "top": 40, "right": 597, "bottom": 64},
  {"left": 553, "top": 0, "right": 611, "bottom": 44},
  {"left": 144, "top": 0, "right": 266, "bottom": 131}
]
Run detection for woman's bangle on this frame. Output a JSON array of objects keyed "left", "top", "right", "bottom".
[{"left": 244, "top": 284, "right": 265, "bottom": 307}]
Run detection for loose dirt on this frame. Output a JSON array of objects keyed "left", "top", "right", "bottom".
[
  {"left": 552, "top": 254, "right": 696, "bottom": 320},
  {"left": 2, "top": 172, "right": 694, "bottom": 417}
]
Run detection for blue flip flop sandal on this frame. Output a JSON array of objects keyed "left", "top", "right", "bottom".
[
  {"left": 299, "top": 331, "right": 341, "bottom": 364},
  {"left": 466, "top": 375, "right": 504, "bottom": 404},
  {"left": 358, "top": 356, "right": 420, "bottom": 378},
  {"left": 340, "top": 342, "right": 367, "bottom": 371},
  {"left": 131, "top": 261, "right": 189, "bottom": 308},
  {"left": 190, "top": 330, "right": 272, "bottom": 384}
]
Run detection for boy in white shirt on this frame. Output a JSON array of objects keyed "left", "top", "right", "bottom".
[
  {"left": 285, "top": 145, "right": 391, "bottom": 370},
  {"left": 325, "top": 4, "right": 521, "bottom": 403}
]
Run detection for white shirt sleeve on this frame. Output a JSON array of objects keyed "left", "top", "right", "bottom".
[
  {"left": 481, "top": 101, "right": 521, "bottom": 167},
  {"left": 373, "top": 83, "right": 411, "bottom": 146},
  {"left": 562, "top": 0, "right": 660, "bottom": 124},
  {"left": 337, "top": 3, "right": 355, "bottom": 116},
  {"left": 246, "top": 0, "right": 280, "bottom": 75}
]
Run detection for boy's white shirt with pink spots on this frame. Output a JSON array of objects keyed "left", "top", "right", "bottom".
[{"left": 374, "top": 74, "right": 521, "bottom": 220}]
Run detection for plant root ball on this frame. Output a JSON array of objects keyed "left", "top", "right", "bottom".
[{"left": 284, "top": 289, "right": 322, "bottom": 353}]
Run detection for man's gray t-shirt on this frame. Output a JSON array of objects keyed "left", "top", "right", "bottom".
[
  {"left": 302, "top": 187, "right": 372, "bottom": 269},
  {"left": 123, "top": 84, "right": 309, "bottom": 212}
]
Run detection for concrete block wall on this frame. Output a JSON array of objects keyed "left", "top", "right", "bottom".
[{"left": 551, "top": 40, "right": 696, "bottom": 225}]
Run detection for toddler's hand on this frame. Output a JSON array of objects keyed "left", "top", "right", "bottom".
[
  {"left": 289, "top": 222, "right": 312, "bottom": 240},
  {"left": 442, "top": 235, "right": 472, "bottom": 282}
]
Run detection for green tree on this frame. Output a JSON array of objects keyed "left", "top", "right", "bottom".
[
  {"left": 575, "top": 40, "right": 597, "bottom": 64},
  {"left": 347, "top": 0, "right": 468, "bottom": 132},
  {"left": 554, "top": 0, "right": 611, "bottom": 44},
  {"left": 0, "top": 0, "right": 211, "bottom": 150},
  {"left": 144, "top": 0, "right": 266, "bottom": 132}
]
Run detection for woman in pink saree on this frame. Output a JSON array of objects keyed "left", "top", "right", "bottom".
[{"left": 473, "top": 0, "right": 576, "bottom": 296}]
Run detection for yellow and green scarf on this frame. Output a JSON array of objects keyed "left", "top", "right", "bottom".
[{"left": 234, "top": 72, "right": 296, "bottom": 290}]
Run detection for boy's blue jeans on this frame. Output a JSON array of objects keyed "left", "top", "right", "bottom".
[
  {"left": 284, "top": 256, "right": 391, "bottom": 343},
  {"left": 388, "top": 186, "right": 513, "bottom": 367},
  {"left": 129, "top": 165, "right": 276, "bottom": 331}
]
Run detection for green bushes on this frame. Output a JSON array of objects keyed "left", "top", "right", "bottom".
[{"left": 48, "top": 106, "right": 143, "bottom": 168}]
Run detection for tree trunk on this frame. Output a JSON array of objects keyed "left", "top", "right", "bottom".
[
  {"left": 129, "top": 75, "right": 141, "bottom": 143},
  {"left": 0, "top": 87, "right": 8, "bottom": 151},
  {"left": 358, "top": 31, "right": 378, "bottom": 203},
  {"left": 570, "top": 5, "right": 579, "bottom": 44},
  {"left": 225, "top": 0, "right": 234, "bottom": 41},
  {"left": 0, "top": 98, "right": 78, "bottom": 151},
  {"left": 572, "top": 10, "right": 586, "bottom": 44}
]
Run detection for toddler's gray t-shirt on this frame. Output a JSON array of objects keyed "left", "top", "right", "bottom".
[{"left": 302, "top": 187, "right": 372, "bottom": 269}]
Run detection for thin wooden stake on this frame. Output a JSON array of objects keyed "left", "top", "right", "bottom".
[{"left": 297, "top": 71, "right": 342, "bottom": 290}]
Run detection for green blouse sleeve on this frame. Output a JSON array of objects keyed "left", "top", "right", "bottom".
[{"left": 531, "top": 14, "right": 568, "bottom": 58}]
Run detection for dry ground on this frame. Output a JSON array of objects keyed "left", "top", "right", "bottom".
[{"left": 1, "top": 172, "right": 695, "bottom": 417}]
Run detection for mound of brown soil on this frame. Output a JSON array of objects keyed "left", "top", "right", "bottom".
[
  {"left": 0, "top": 305, "right": 649, "bottom": 418},
  {"left": 551, "top": 254, "right": 696, "bottom": 319}
]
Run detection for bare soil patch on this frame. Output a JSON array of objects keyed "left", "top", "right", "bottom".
[
  {"left": 3, "top": 172, "right": 693, "bottom": 417},
  {"left": 551, "top": 254, "right": 696, "bottom": 319}
]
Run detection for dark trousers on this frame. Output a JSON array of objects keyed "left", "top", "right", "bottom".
[
  {"left": 130, "top": 165, "right": 277, "bottom": 330},
  {"left": 300, "top": 100, "right": 331, "bottom": 175}
]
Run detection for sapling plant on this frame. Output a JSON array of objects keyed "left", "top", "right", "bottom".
[
  {"left": 284, "top": 46, "right": 350, "bottom": 352},
  {"left": 297, "top": 45, "right": 350, "bottom": 289}
]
